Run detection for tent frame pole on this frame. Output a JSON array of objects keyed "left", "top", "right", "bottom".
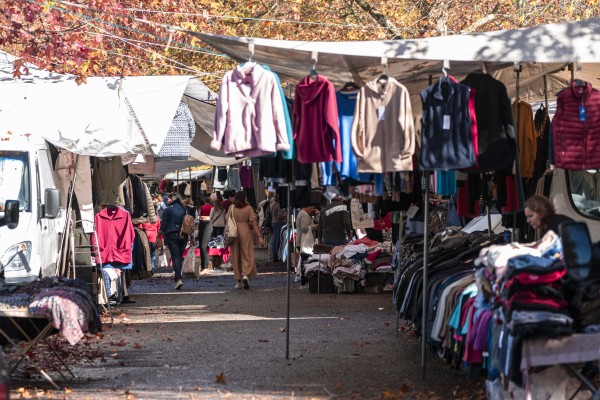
[
  {"left": 396, "top": 212, "right": 406, "bottom": 337},
  {"left": 421, "top": 74, "right": 436, "bottom": 380},
  {"left": 421, "top": 171, "right": 430, "bottom": 380},
  {"left": 512, "top": 63, "right": 522, "bottom": 238},
  {"left": 285, "top": 184, "right": 291, "bottom": 359}
]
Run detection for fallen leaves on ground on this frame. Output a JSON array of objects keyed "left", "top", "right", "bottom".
[
  {"left": 133, "top": 342, "right": 142, "bottom": 349},
  {"left": 279, "top": 327, "right": 286, "bottom": 333},
  {"left": 215, "top": 372, "right": 226, "bottom": 384}
]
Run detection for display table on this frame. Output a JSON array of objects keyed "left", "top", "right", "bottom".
[
  {"left": 521, "top": 333, "right": 600, "bottom": 396},
  {"left": 208, "top": 247, "right": 229, "bottom": 269},
  {"left": 0, "top": 308, "right": 74, "bottom": 389}
]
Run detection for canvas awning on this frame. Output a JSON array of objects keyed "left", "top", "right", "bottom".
[
  {"left": 0, "top": 51, "right": 220, "bottom": 163},
  {"left": 192, "top": 18, "right": 600, "bottom": 106}
]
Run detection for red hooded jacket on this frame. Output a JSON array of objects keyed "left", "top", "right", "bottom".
[
  {"left": 553, "top": 81, "right": 600, "bottom": 169},
  {"left": 293, "top": 75, "right": 342, "bottom": 164}
]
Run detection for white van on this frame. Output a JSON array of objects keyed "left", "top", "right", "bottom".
[
  {"left": 552, "top": 168, "right": 600, "bottom": 242},
  {"left": 0, "top": 135, "right": 61, "bottom": 284}
]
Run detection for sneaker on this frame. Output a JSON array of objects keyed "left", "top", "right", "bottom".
[
  {"left": 174, "top": 279, "right": 183, "bottom": 290},
  {"left": 298, "top": 284, "right": 308, "bottom": 290},
  {"left": 242, "top": 275, "right": 249, "bottom": 290},
  {"left": 234, "top": 281, "right": 243, "bottom": 289}
]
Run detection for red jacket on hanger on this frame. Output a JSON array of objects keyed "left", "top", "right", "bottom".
[
  {"left": 293, "top": 74, "right": 342, "bottom": 164},
  {"left": 94, "top": 206, "right": 135, "bottom": 265},
  {"left": 553, "top": 80, "right": 600, "bottom": 169}
]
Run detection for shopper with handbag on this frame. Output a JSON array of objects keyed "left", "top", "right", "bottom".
[{"left": 229, "top": 191, "right": 264, "bottom": 289}]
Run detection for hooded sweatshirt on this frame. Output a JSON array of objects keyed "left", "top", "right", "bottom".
[
  {"left": 351, "top": 77, "right": 415, "bottom": 173},
  {"left": 293, "top": 74, "right": 342, "bottom": 164},
  {"left": 211, "top": 64, "right": 290, "bottom": 158}
]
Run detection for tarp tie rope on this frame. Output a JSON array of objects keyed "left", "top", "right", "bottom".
[{"left": 118, "top": 79, "right": 153, "bottom": 154}]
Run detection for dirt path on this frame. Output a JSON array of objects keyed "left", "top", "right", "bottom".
[{"left": 9, "top": 249, "right": 486, "bottom": 399}]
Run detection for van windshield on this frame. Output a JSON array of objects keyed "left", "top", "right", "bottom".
[{"left": 0, "top": 151, "right": 30, "bottom": 212}]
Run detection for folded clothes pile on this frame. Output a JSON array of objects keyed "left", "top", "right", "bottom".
[{"left": 208, "top": 235, "right": 225, "bottom": 248}]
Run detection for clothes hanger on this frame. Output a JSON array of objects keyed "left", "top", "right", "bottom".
[
  {"left": 240, "top": 43, "right": 256, "bottom": 71},
  {"left": 306, "top": 50, "right": 318, "bottom": 81},
  {"left": 341, "top": 81, "right": 360, "bottom": 91},
  {"left": 378, "top": 56, "right": 388, "bottom": 86}
]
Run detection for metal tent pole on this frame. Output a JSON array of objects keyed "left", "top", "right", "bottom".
[
  {"left": 422, "top": 171, "right": 430, "bottom": 380},
  {"left": 396, "top": 212, "right": 405, "bottom": 337},
  {"left": 285, "top": 184, "right": 291, "bottom": 359},
  {"left": 513, "top": 63, "right": 522, "bottom": 237},
  {"left": 421, "top": 74, "right": 435, "bottom": 380}
]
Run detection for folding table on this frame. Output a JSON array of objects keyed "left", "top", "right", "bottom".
[
  {"left": 521, "top": 333, "right": 600, "bottom": 398},
  {"left": 0, "top": 308, "right": 74, "bottom": 389}
]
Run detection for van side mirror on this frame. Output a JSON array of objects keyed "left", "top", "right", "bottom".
[
  {"left": 44, "top": 188, "right": 60, "bottom": 219},
  {"left": 559, "top": 221, "right": 592, "bottom": 281},
  {"left": 4, "top": 200, "right": 20, "bottom": 229}
]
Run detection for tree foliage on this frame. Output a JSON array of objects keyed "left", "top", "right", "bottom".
[{"left": 1, "top": 0, "right": 598, "bottom": 87}]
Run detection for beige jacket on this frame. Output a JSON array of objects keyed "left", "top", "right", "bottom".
[{"left": 351, "top": 77, "right": 415, "bottom": 172}]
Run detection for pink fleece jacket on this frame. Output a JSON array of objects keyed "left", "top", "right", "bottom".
[
  {"left": 293, "top": 74, "right": 342, "bottom": 163},
  {"left": 211, "top": 64, "right": 290, "bottom": 158}
]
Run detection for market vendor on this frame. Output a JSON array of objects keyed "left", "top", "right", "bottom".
[
  {"left": 318, "top": 196, "right": 353, "bottom": 246},
  {"left": 295, "top": 203, "right": 320, "bottom": 288},
  {"left": 524, "top": 194, "right": 574, "bottom": 234}
]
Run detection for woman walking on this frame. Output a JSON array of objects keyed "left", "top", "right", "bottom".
[
  {"left": 210, "top": 198, "right": 226, "bottom": 238},
  {"left": 197, "top": 198, "right": 213, "bottom": 270},
  {"left": 229, "top": 191, "right": 264, "bottom": 289},
  {"left": 269, "top": 194, "right": 286, "bottom": 262}
]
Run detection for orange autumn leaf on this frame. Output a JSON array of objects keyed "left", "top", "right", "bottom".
[{"left": 215, "top": 372, "right": 226, "bottom": 384}]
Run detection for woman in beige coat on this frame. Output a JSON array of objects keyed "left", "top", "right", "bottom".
[{"left": 229, "top": 191, "right": 264, "bottom": 289}]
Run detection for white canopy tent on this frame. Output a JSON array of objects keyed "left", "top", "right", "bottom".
[
  {"left": 194, "top": 18, "right": 600, "bottom": 108},
  {"left": 0, "top": 51, "right": 233, "bottom": 173}
]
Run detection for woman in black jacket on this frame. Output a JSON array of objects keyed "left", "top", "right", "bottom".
[{"left": 524, "top": 194, "right": 574, "bottom": 235}]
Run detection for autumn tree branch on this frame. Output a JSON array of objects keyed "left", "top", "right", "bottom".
[{"left": 350, "top": 0, "right": 403, "bottom": 39}]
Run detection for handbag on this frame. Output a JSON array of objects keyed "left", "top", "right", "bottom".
[
  {"left": 223, "top": 207, "right": 238, "bottom": 246},
  {"left": 300, "top": 228, "right": 315, "bottom": 255},
  {"left": 182, "top": 245, "right": 196, "bottom": 276},
  {"left": 159, "top": 253, "right": 168, "bottom": 268}
]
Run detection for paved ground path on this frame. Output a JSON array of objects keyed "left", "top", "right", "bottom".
[{"left": 9, "top": 249, "right": 485, "bottom": 399}]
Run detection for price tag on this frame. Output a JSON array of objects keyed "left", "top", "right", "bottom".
[
  {"left": 580, "top": 105, "right": 587, "bottom": 122},
  {"left": 443, "top": 115, "right": 451, "bottom": 130},
  {"left": 407, "top": 204, "right": 419, "bottom": 219},
  {"left": 378, "top": 106, "right": 385, "bottom": 121}
]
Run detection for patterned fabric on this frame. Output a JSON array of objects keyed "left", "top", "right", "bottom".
[
  {"left": 157, "top": 102, "right": 196, "bottom": 157},
  {"left": 29, "top": 289, "right": 92, "bottom": 345}
]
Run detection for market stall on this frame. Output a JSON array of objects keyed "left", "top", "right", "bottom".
[{"left": 185, "top": 18, "right": 600, "bottom": 386}]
